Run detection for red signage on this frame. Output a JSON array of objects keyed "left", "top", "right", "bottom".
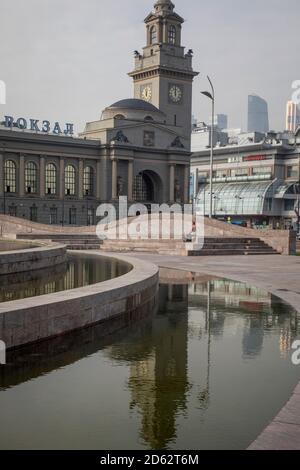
[{"left": 243, "top": 155, "right": 267, "bottom": 162}]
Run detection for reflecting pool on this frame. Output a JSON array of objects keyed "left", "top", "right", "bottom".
[
  {"left": 0, "top": 254, "right": 131, "bottom": 303},
  {"left": 0, "top": 276, "right": 299, "bottom": 450}
]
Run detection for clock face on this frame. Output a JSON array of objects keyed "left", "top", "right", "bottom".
[
  {"left": 169, "top": 85, "right": 183, "bottom": 103},
  {"left": 141, "top": 85, "right": 152, "bottom": 102}
]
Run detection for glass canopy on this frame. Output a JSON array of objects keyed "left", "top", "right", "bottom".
[{"left": 195, "top": 181, "right": 275, "bottom": 216}]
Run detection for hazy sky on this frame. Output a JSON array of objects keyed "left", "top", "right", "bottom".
[{"left": 0, "top": 0, "right": 299, "bottom": 134}]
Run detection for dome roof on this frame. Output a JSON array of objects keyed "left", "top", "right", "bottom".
[{"left": 108, "top": 99, "right": 163, "bottom": 114}]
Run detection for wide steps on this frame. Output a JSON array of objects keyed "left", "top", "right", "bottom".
[
  {"left": 54, "top": 239, "right": 100, "bottom": 245},
  {"left": 66, "top": 244, "right": 101, "bottom": 250},
  {"left": 188, "top": 249, "right": 278, "bottom": 256},
  {"left": 17, "top": 233, "right": 102, "bottom": 250},
  {"left": 101, "top": 235, "right": 279, "bottom": 256},
  {"left": 17, "top": 233, "right": 99, "bottom": 240}
]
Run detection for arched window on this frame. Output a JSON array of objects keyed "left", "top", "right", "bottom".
[
  {"left": 144, "top": 115, "right": 154, "bottom": 121},
  {"left": 133, "top": 172, "right": 154, "bottom": 202},
  {"left": 4, "top": 160, "right": 16, "bottom": 193},
  {"left": 83, "top": 166, "right": 94, "bottom": 196},
  {"left": 25, "top": 162, "right": 38, "bottom": 194},
  {"left": 114, "top": 114, "right": 125, "bottom": 120},
  {"left": 65, "top": 165, "right": 76, "bottom": 196},
  {"left": 168, "top": 25, "right": 176, "bottom": 45},
  {"left": 46, "top": 163, "right": 57, "bottom": 195},
  {"left": 150, "top": 26, "right": 157, "bottom": 45}
]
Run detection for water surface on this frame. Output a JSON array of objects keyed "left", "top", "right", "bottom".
[
  {"left": 0, "top": 277, "right": 299, "bottom": 450},
  {"left": 0, "top": 254, "right": 131, "bottom": 303}
]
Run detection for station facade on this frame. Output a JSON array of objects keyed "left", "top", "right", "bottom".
[{"left": 0, "top": 0, "right": 197, "bottom": 226}]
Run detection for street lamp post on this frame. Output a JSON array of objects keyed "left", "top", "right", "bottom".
[{"left": 201, "top": 76, "right": 215, "bottom": 219}]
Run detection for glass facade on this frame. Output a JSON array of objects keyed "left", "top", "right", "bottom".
[
  {"left": 231, "top": 168, "right": 248, "bottom": 177},
  {"left": 286, "top": 165, "right": 298, "bottom": 179},
  {"left": 196, "top": 181, "right": 274, "bottom": 216},
  {"left": 4, "top": 160, "right": 16, "bottom": 193},
  {"left": 133, "top": 173, "right": 153, "bottom": 201},
  {"left": 65, "top": 165, "right": 76, "bottom": 196},
  {"left": 46, "top": 164, "right": 57, "bottom": 195},
  {"left": 284, "top": 199, "right": 296, "bottom": 211},
  {"left": 25, "top": 162, "right": 38, "bottom": 194},
  {"left": 213, "top": 170, "right": 228, "bottom": 178},
  {"left": 84, "top": 166, "right": 94, "bottom": 196},
  {"left": 252, "top": 166, "right": 272, "bottom": 176}
]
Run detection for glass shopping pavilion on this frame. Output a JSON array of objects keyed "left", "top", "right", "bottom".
[{"left": 195, "top": 180, "right": 275, "bottom": 225}]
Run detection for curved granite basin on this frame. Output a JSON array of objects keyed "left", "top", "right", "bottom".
[
  {"left": 0, "top": 253, "right": 131, "bottom": 303},
  {"left": 0, "top": 275, "right": 299, "bottom": 450}
]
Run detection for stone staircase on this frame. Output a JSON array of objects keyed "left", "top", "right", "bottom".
[
  {"left": 100, "top": 237, "right": 279, "bottom": 256},
  {"left": 101, "top": 239, "right": 188, "bottom": 256},
  {"left": 188, "top": 237, "right": 279, "bottom": 256},
  {"left": 17, "top": 233, "right": 102, "bottom": 250}
]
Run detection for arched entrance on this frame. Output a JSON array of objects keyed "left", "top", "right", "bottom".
[{"left": 133, "top": 170, "right": 163, "bottom": 203}]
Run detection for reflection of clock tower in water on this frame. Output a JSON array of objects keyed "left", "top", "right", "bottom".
[{"left": 129, "top": 0, "right": 199, "bottom": 148}]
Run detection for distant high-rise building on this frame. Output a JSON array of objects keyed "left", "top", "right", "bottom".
[
  {"left": 192, "top": 115, "right": 197, "bottom": 129},
  {"left": 286, "top": 101, "right": 300, "bottom": 132},
  {"left": 247, "top": 95, "right": 269, "bottom": 133},
  {"left": 209, "top": 114, "right": 228, "bottom": 130}
]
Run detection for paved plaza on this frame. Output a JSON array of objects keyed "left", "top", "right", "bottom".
[{"left": 122, "top": 252, "right": 300, "bottom": 450}]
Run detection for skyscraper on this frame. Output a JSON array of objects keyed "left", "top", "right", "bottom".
[
  {"left": 248, "top": 95, "right": 269, "bottom": 133},
  {"left": 286, "top": 100, "right": 300, "bottom": 132},
  {"left": 209, "top": 114, "right": 228, "bottom": 130}
]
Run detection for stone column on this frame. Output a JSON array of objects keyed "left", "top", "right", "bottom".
[
  {"left": 19, "top": 154, "right": 25, "bottom": 197},
  {"left": 78, "top": 159, "right": 84, "bottom": 199},
  {"left": 128, "top": 161, "right": 133, "bottom": 201},
  {"left": 40, "top": 155, "right": 45, "bottom": 197},
  {"left": 59, "top": 157, "right": 65, "bottom": 199},
  {"left": 101, "top": 150, "right": 109, "bottom": 201},
  {"left": 0, "top": 152, "right": 3, "bottom": 197},
  {"left": 184, "top": 165, "right": 190, "bottom": 203},
  {"left": 112, "top": 159, "right": 118, "bottom": 200},
  {"left": 96, "top": 160, "right": 101, "bottom": 200},
  {"left": 163, "top": 19, "right": 168, "bottom": 43},
  {"left": 169, "top": 164, "right": 175, "bottom": 203}
]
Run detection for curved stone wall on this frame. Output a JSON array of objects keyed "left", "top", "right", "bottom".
[
  {"left": 0, "top": 239, "right": 38, "bottom": 252},
  {"left": 0, "top": 253, "right": 159, "bottom": 350},
  {"left": 0, "top": 243, "right": 67, "bottom": 275}
]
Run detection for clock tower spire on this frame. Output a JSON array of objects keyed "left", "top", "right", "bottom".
[{"left": 129, "top": 0, "right": 199, "bottom": 148}]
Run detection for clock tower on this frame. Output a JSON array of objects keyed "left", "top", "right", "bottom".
[{"left": 129, "top": 0, "right": 199, "bottom": 149}]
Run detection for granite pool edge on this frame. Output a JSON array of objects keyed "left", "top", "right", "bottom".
[
  {"left": 0, "top": 251, "right": 159, "bottom": 350},
  {"left": 0, "top": 241, "right": 67, "bottom": 275}
]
